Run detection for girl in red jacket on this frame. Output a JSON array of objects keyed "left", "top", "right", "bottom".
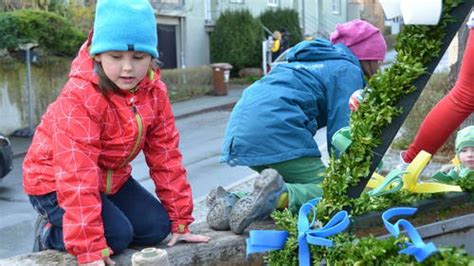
[
  {"left": 23, "top": 0, "right": 210, "bottom": 265},
  {"left": 401, "top": 12, "right": 474, "bottom": 165}
]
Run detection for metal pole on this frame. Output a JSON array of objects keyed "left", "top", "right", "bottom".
[
  {"left": 25, "top": 48, "right": 33, "bottom": 133},
  {"left": 302, "top": 0, "right": 305, "bottom": 35},
  {"left": 262, "top": 40, "right": 267, "bottom": 75}
]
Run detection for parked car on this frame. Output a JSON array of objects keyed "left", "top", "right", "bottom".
[{"left": 0, "top": 133, "right": 13, "bottom": 179}]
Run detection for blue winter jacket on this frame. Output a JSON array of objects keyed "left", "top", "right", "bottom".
[{"left": 221, "top": 38, "right": 365, "bottom": 166}]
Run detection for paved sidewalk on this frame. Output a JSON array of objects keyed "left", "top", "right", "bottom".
[
  {"left": 9, "top": 84, "right": 246, "bottom": 159},
  {"left": 173, "top": 84, "right": 245, "bottom": 120}
]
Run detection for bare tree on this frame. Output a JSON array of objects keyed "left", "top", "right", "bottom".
[
  {"left": 1, "top": 0, "right": 50, "bottom": 11},
  {"left": 1, "top": 0, "right": 19, "bottom": 11}
]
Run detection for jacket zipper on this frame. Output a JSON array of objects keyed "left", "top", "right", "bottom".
[{"left": 105, "top": 100, "right": 144, "bottom": 194}]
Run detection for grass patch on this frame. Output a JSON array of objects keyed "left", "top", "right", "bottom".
[
  {"left": 161, "top": 66, "right": 213, "bottom": 102},
  {"left": 229, "top": 75, "right": 260, "bottom": 85}
]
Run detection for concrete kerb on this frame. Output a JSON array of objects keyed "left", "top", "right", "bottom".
[
  {"left": 5, "top": 212, "right": 473, "bottom": 265},
  {"left": 173, "top": 102, "right": 237, "bottom": 121},
  {"left": 0, "top": 173, "right": 264, "bottom": 265},
  {"left": 171, "top": 84, "right": 245, "bottom": 121},
  {"left": 0, "top": 220, "right": 272, "bottom": 266}
]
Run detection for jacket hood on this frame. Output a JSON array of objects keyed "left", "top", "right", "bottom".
[
  {"left": 69, "top": 31, "right": 99, "bottom": 84},
  {"left": 286, "top": 38, "right": 359, "bottom": 65}
]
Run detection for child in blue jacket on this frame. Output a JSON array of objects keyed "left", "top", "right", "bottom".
[{"left": 207, "top": 20, "right": 387, "bottom": 234}]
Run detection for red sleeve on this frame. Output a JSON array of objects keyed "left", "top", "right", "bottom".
[
  {"left": 52, "top": 88, "right": 112, "bottom": 263},
  {"left": 404, "top": 29, "right": 474, "bottom": 162},
  {"left": 143, "top": 85, "right": 194, "bottom": 234}
]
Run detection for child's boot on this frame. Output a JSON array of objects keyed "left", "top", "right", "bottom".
[
  {"left": 229, "top": 168, "right": 287, "bottom": 234},
  {"left": 32, "top": 214, "right": 50, "bottom": 252},
  {"left": 206, "top": 186, "right": 243, "bottom": 230}
]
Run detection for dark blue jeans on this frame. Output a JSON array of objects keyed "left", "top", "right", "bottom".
[{"left": 29, "top": 178, "right": 171, "bottom": 254}]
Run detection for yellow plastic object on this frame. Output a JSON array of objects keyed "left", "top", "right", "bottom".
[
  {"left": 451, "top": 156, "right": 461, "bottom": 167},
  {"left": 366, "top": 150, "right": 462, "bottom": 194},
  {"left": 402, "top": 151, "right": 462, "bottom": 193},
  {"left": 366, "top": 172, "right": 385, "bottom": 189}
]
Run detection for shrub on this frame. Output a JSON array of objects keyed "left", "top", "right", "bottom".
[
  {"left": 62, "top": 3, "right": 95, "bottom": 34},
  {"left": 210, "top": 10, "right": 263, "bottom": 73},
  {"left": 0, "top": 9, "right": 86, "bottom": 57},
  {"left": 161, "top": 66, "right": 212, "bottom": 102},
  {"left": 258, "top": 8, "right": 302, "bottom": 47}
]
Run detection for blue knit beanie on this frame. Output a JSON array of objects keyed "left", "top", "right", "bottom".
[{"left": 90, "top": 0, "right": 158, "bottom": 58}]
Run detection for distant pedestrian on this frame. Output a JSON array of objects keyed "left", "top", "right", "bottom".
[
  {"left": 280, "top": 29, "right": 290, "bottom": 52},
  {"left": 23, "top": 0, "right": 209, "bottom": 265},
  {"left": 207, "top": 19, "right": 387, "bottom": 234},
  {"left": 271, "top": 30, "right": 283, "bottom": 60}
]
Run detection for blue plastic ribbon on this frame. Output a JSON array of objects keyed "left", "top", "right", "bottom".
[
  {"left": 382, "top": 207, "right": 437, "bottom": 262},
  {"left": 245, "top": 230, "right": 289, "bottom": 254},
  {"left": 246, "top": 197, "right": 350, "bottom": 266}
]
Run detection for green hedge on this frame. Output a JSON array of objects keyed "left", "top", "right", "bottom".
[
  {"left": 258, "top": 8, "right": 302, "bottom": 47},
  {"left": 210, "top": 10, "right": 263, "bottom": 73},
  {"left": 0, "top": 9, "right": 86, "bottom": 57}
]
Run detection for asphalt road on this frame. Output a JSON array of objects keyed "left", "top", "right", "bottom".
[{"left": 132, "top": 110, "right": 255, "bottom": 200}]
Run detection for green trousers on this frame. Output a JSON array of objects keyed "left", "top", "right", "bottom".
[{"left": 251, "top": 157, "right": 325, "bottom": 213}]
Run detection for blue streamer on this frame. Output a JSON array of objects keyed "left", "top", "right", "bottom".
[
  {"left": 382, "top": 207, "right": 438, "bottom": 262},
  {"left": 246, "top": 230, "right": 289, "bottom": 255},
  {"left": 246, "top": 197, "right": 350, "bottom": 266}
]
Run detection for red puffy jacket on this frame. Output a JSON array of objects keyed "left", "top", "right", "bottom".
[{"left": 23, "top": 36, "right": 194, "bottom": 263}]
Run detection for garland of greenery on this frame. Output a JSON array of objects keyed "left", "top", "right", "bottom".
[
  {"left": 319, "top": 0, "right": 463, "bottom": 219},
  {"left": 458, "top": 175, "right": 474, "bottom": 191},
  {"left": 267, "top": 0, "right": 474, "bottom": 264},
  {"left": 267, "top": 210, "right": 473, "bottom": 265}
]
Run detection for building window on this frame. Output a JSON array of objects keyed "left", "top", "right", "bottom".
[
  {"left": 332, "top": 0, "right": 341, "bottom": 14},
  {"left": 230, "top": 0, "right": 244, "bottom": 3},
  {"left": 267, "top": 0, "right": 278, "bottom": 7}
]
